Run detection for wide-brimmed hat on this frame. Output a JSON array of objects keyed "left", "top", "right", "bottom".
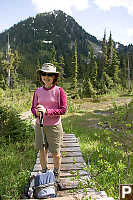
[{"left": 37, "top": 63, "right": 59, "bottom": 74}]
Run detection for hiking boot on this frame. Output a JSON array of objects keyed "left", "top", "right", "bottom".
[
  {"left": 53, "top": 168, "right": 63, "bottom": 191},
  {"left": 42, "top": 167, "right": 48, "bottom": 173},
  {"left": 53, "top": 168, "right": 60, "bottom": 181}
]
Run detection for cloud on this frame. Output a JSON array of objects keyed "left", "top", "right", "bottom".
[
  {"left": 32, "top": 0, "right": 89, "bottom": 15},
  {"left": 93, "top": 0, "right": 133, "bottom": 15},
  {"left": 128, "top": 28, "right": 133, "bottom": 38}
]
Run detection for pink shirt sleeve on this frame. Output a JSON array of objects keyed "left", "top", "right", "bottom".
[
  {"left": 46, "top": 87, "right": 67, "bottom": 116},
  {"left": 31, "top": 89, "right": 38, "bottom": 117}
]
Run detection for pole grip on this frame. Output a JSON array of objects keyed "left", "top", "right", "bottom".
[{"left": 39, "top": 112, "right": 43, "bottom": 127}]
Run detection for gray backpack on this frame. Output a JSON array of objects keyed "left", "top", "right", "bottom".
[{"left": 33, "top": 171, "right": 57, "bottom": 199}]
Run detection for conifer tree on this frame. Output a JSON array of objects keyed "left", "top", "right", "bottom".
[
  {"left": 72, "top": 41, "right": 78, "bottom": 88},
  {"left": 107, "top": 32, "right": 113, "bottom": 65},
  {"left": 130, "top": 54, "right": 133, "bottom": 81},
  {"left": 36, "top": 59, "right": 41, "bottom": 87},
  {"left": 71, "top": 41, "right": 79, "bottom": 98},
  {"left": 50, "top": 45, "right": 61, "bottom": 73},
  {"left": 111, "top": 48, "right": 120, "bottom": 84},
  {"left": 90, "top": 60, "right": 98, "bottom": 88},
  {"left": 107, "top": 32, "right": 114, "bottom": 77},
  {"left": 127, "top": 55, "right": 131, "bottom": 91},
  {"left": 36, "top": 58, "right": 40, "bottom": 71},
  {"left": 58, "top": 55, "right": 65, "bottom": 87},
  {"left": 50, "top": 45, "right": 58, "bottom": 66},
  {"left": 14, "top": 50, "right": 21, "bottom": 74},
  {"left": 2, "top": 48, "right": 21, "bottom": 88},
  {"left": 49, "top": 45, "right": 65, "bottom": 86},
  {"left": 0, "top": 51, "right": 6, "bottom": 89},
  {"left": 103, "top": 72, "right": 114, "bottom": 89},
  {"left": 101, "top": 30, "right": 108, "bottom": 80},
  {"left": 88, "top": 48, "right": 94, "bottom": 77},
  {"left": 83, "top": 78, "right": 96, "bottom": 97},
  {"left": 2, "top": 48, "right": 14, "bottom": 88},
  {"left": 120, "top": 57, "right": 128, "bottom": 88}
]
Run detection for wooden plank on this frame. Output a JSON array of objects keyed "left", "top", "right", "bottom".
[
  {"left": 62, "top": 142, "right": 80, "bottom": 147},
  {"left": 60, "top": 162, "right": 86, "bottom": 170},
  {"left": 33, "top": 162, "right": 86, "bottom": 172},
  {"left": 57, "top": 156, "right": 84, "bottom": 164},
  {"left": 63, "top": 138, "right": 78, "bottom": 142},
  {"left": 63, "top": 137, "right": 77, "bottom": 140},
  {"left": 63, "top": 137, "right": 78, "bottom": 140},
  {"left": 36, "top": 156, "right": 84, "bottom": 164},
  {"left": 60, "top": 170, "right": 88, "bottom": 178},
  {"left": 61, "top": 151, "right": 82, "bottom": 157},
  {"left": 37, "top": 151, "right": 83, "bottom": 158},
  {"left": 37, "top": 147, "right": 81, "bottom": 154},
  {"left": 63, "top": 134, "right": 76, "bottom": 138},
  {"left": 56, "top": 190, "right": 88, "bottom": 199},
  {"left": 30, "top": 169, "right": 88, "bottom": 178},
  {"left": 60, "top": 176, "right": 90, "bottom": 189},
  {"left": 61, "top": 147, "right": 81, "bottom": 152},
  {"left": 63, "top": 136, "right": 76, "bottom": 138},
  {"left": 63, "top": 134, "right": 75, "bottom": 137},
  {"left": 55, "top": 188, "right": 98, "bottom": 199}
]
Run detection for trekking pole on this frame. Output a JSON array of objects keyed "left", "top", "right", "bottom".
[{"left": 39, "top": 111, "right": 45, "bottom": 147}]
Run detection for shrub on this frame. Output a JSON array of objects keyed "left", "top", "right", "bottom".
[
  {"left": 0, "top": 88, "right": 5, "bottom": 99},
  {"left": 0, "top": 105, "right": 32, "bottom": 143}
]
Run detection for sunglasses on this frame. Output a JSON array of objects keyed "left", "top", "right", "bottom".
[{"left": 41, "top": 72, "right": 55, "bottom": 77}]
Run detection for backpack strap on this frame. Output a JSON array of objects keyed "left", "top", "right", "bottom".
[{"left": 33, "top": 182, "right": 55, "bottom": 190}]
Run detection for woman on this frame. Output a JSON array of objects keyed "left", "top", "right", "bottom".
[{"left": 31, "top": 63, "right": 67, "bottom": 181}]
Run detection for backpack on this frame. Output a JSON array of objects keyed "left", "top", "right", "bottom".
[{"left": 33, "top": 170, "right": 57, "bottom": 199}]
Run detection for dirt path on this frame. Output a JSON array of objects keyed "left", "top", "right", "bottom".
[
  {"left": 72, "top": 96, "right": 132, "bottom": 129},
  {"left": 76, "top": 96, "right": 132, "bottom": 113}
]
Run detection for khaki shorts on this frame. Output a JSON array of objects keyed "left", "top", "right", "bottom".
[{"left": 34, "top": 122, "right": 63, "bottom": 153}]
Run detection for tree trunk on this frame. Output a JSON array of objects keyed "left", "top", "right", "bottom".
[{"left": 8, "top": 68, "right": 11, "bottom": 87}]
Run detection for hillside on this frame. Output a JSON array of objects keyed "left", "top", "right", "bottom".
[
  {"left": 0, "top": 10, "right": 102, "bottom": 76},
  {"left": 0, "top": 10, "right": 101, "bottom": 51}
]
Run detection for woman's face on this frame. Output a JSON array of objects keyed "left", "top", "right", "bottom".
[{"left": 41, "top": 72, "right": 55, "bottom": 87}]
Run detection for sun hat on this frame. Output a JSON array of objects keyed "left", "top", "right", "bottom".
[{"left": 37, "top": 63, "right": 59, "bottom": 74}]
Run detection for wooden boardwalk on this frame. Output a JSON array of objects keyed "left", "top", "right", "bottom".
[
  {"left": 24, "top": 133, "right": 114, "bottom": 199},
  {"left": 20, "top": 112, "right": 114, "bottom": 199},
  {"left": 32, "top": 134, "right": 88, "bottom": 191}
]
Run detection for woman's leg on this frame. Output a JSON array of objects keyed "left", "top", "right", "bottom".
[
  {"left": 52, "top": 152, "right": 61, "bottom": 170},
  {"left": 52, "top": 152, "right": 62, "bottom": 180},
  {"left": 40, "top": 148, "right": 48, "bottom": 170}
]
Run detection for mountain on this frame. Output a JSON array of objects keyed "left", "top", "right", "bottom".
[
  {"left": 0, "top": 10, "right": 103, "bottom": 75},
  {"left": 0, "top": 10, "right": 102, "bottom": 52},
  {"left": 0, "top": 10, "right": 131, "bottom": 78}
]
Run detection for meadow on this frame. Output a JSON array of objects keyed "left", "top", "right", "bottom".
[{"left": 0, "top": 83, "right": 133, "bottom": 199}]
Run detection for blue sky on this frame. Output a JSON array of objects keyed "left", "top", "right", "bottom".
[{"left": 0, "top": 0, "right": 133, "bottom": 46}]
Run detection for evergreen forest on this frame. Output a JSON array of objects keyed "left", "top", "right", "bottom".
[{"left": 0, "top": 10, "right": 133, "bottom": 95}]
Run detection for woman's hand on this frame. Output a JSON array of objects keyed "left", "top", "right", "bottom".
[{"left": 36, "top": 105, "right": 46, "bottom": 116}]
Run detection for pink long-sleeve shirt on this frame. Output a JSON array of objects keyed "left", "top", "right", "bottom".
[{"left": 31, "top": 85, "right": 67, "bottom": 126}]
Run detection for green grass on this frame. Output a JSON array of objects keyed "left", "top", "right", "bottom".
[
  {"left": 0, "top": 126, "right": 36, "bottom": 200},
  {"left": 62, "top": 99, "right": 133, "bottom": 199},
  {"left": 0, "top": 140, "right": 36, "bottom": 200}
]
